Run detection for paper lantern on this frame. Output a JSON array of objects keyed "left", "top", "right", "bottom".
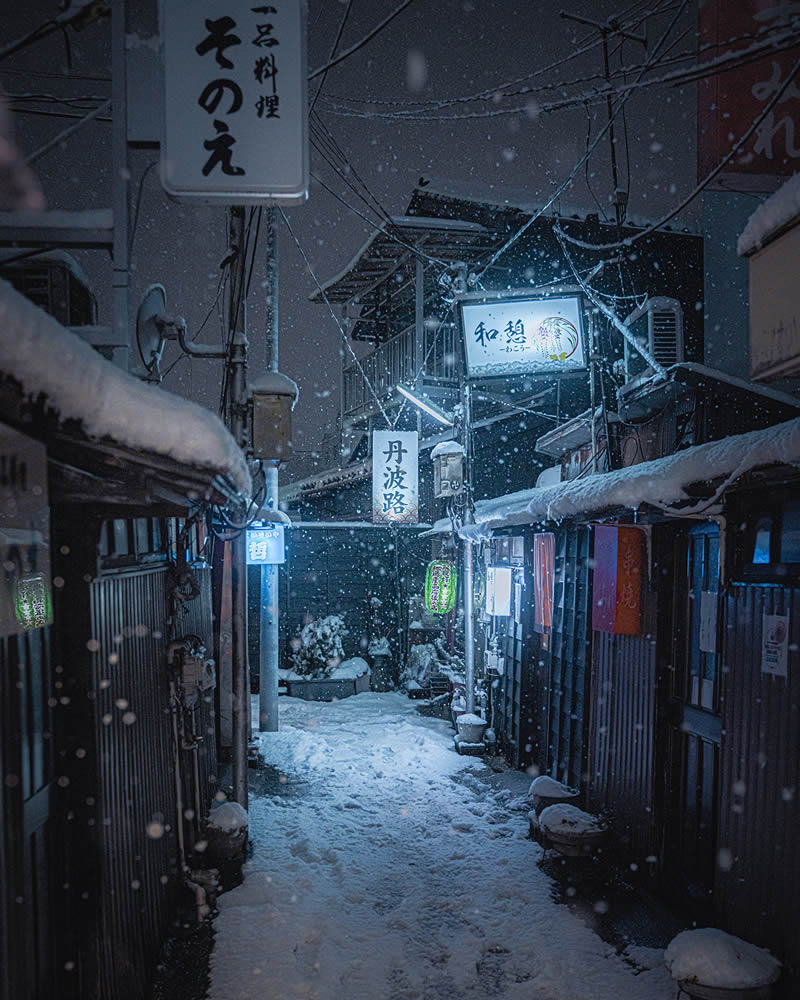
[
  {"left": 425, "top": 560, "right": 457, "bottom": 614},
  {"left": 14, "top": 573, "right": 53, "bottom": 631}
]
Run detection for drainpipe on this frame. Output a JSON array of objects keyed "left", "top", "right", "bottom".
[{"left": 462, "top": 380, "right": 475, "bottom": 715}]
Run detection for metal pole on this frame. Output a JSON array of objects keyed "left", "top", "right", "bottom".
[
  {"left": 111, "top": 0, "right": 130, "bottom": 370},
  {"left": 259, "top": 209, "right": 280, "bottom": 732},
  {"left": 228, "top": 206, "right": 249, "bottom": 809},
  {"left": 462, "top": 380, "right": 475, "bottom": 715}
]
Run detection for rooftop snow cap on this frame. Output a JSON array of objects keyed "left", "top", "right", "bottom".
[
  {"left": 430, "top": 440, "right": 465, "bottom": 458},
  {"left": 0, "top": 278, "right": 251, "bottom": 496},
  {"left": 249, "top": 370, "right": 299, "bottom": 409},
  {"left": 738, "top": 172, "right": 800, "bottom": 256}
]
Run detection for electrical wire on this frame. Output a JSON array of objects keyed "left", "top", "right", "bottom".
[
  {"left": 307, "top": 0, "right": 417, "bottom": 81},
  {"left": 279, "top": 205, "right": 393, "bottom": 428},
  {"left": 309, "top": 0, "right": 354, "bottom": 116},
  {"left": 129, "top": 160, "right": 158, "bottom": 253},
  {"left": 24, "top": 96, "right": 111, "bottom": 164}
]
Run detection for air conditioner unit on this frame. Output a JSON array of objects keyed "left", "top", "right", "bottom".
[{"left": 623, "top": 296, "right": 683, "bottom": 380}]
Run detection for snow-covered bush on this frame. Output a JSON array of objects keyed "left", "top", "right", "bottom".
[{"left": 289, "top": 615, "right": 348, "bottom": 679}]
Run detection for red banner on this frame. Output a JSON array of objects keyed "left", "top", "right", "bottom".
[
  {"left": 592, "top": 525, "right": 642, "bottom": 635},
  {"left": 533, "top": 532, "right": 555, "bottom": 634},
  {"left": 698, "top": 0, "right": 800, "bottom": 190}
]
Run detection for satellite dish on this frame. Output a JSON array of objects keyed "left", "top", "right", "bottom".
[{"left": 136, "top": 283, "right": 167, "bottom": 379}]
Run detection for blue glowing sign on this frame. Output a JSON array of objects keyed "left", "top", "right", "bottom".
[{"left": 246, "top": 524, "right": 285, "bottom": 565}]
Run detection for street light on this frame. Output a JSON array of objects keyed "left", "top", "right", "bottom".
[{"left": 396, "top": 384, "right": 455, "bottom": 427}]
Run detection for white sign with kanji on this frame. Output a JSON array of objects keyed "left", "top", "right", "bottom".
[
  {"left": 246, "top": 524, "right": 285, "bottom": 564},
  {"left": 459, "top": 293, "right": 586, "bottom": 378},
  {"left": 372, "top": 431, "right": 418, "bottom": 525},
  {"left": 161, "top": 0, "right": 308, "bottom": 203}
]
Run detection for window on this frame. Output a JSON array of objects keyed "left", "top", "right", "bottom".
[
  {"left": 739, "top": 493, "right": 800, "bottom": 580},
  {"left": 752, "top": 517, "right": 772, "bottom": 564}
]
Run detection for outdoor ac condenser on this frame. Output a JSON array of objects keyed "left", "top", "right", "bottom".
[{"left": 623, "top": 296, "right": 684, "bottom": 380}]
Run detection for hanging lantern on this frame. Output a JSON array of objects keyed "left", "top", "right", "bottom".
[
  {"left": 249, "top": 370, "right": 299, "bottom": 462},
  {"left": 425, "top": 560, "right": 457, "bottom": 614},
  {"left": 431, "top": 440, "right": 465, "bottom": 499},
  {"left": 14, "top": 573, "right": 53, "bottom": 631}
]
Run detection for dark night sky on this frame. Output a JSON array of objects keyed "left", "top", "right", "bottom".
[{"left": 3, "top": 0, "right": 699, "bottom": 480}]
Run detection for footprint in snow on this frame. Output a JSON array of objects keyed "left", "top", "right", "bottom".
[{"left": 450, "top": 821, "right": 474, "bottom": 833}]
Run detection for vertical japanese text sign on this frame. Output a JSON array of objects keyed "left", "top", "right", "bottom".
[
  {"left": 161, "top": 1, "right": 308, "bottom": 203},
  {"left": 372, "top": 431, "right": 418, "bottom": 525}
]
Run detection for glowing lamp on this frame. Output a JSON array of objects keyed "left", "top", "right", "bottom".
[
  {"left": 14, "top": 573, "right": 53, "bottom": 631},
  {"left": 425, "top": 560, "right": 457, "bottom": 615}
]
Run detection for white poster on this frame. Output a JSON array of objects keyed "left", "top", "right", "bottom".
[
  {"left": 699, "top": 590, "right": 718, "bottom": 653},
  {"left": 372, "top": 431, "right": 418, "bottom": 525},
  {"left": 162, "top": 0, "right": 308, "bottom": 203},
  {"left": 460, "top": 294, "right": 586, "bottom": 378},
  {"left": 762, "top": 613, "right": 790, "bottom": 677}
]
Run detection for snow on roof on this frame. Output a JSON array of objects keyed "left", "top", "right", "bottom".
[
  {"left": 0, "top": 279, "right": 251, "bottom": 496},
  {"left": 738, "top": 172, "right": 800, "bottom": 256},
  {"left": 438, "top": 415, "right": 800, "bottom": 540},
  {"left": 0, "top": 249, "right": 92, "bottom": 289},
  {"left": 412, "top": 178, "right": 702, "bottom": 235},
  {"left": 664, "top": 929, "right": 781, "bottom": 989},
  {"left": 430, "top": 440, "right": 465, "bottom": 458}
]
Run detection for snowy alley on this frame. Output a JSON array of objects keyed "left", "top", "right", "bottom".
[{"left": 207, "top": 693, "right": 676, "bottom": 1000}]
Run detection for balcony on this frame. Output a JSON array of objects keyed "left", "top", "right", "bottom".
[{"left": 342, "top": 320, "right": 460, "bottom": 423}]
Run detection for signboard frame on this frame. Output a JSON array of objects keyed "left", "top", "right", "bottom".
[{"left": 457, "top": 289, "right": 588, "bottom": 380}]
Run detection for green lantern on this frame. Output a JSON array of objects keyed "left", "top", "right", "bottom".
[
  {"left": 14, "top": 573, "right": 53, "bottom": 631},
  {"left": 424, "top": 560, "right": 457, "bottom": 615}
]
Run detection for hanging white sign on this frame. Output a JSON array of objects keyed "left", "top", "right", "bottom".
[
  {"left": 372, "top": 431, "right": 418, "bottom": 525},
  {"left": 459, "top": 294, "right": 587, "bottom": 378},
  {"left": 762, "top": 613, "right": 790, "bottom": 677},
  {"left": 161, "top": 0, "right": 308, "bottom": 203},
  {"left": 245, "top": 523, "right": 285, "bottom": 564}
]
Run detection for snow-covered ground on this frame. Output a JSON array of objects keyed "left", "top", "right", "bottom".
[{"left": 208, "top": 693, "right": 674, "bottom": 1000}]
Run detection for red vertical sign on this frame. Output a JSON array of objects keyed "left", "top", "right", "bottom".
[
  {"left": 533, "top": 532, "right": 555, "bottom": 634},
  {"left": 592, "top": 525, "right": 642, "bottom": 635},
  {"left": 698, "top": 0, "right": 800, "bottom": 190}
]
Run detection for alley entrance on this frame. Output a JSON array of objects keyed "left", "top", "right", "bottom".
[{"left": 204, "top": 693, "right": 680, "bottom": 1000}]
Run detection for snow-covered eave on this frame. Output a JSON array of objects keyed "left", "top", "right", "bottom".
[
  {"left": 0, "top": 280, "right": 251, "bottom": 497},
  {"left": 737, "top": 172, "right": 800, "bottom": 256},
  {"left": 443, "top": 416, "right": 800, "bottom": 540},
  {"left": 281, "top": 460, "right": 372, "bottom": 501}
]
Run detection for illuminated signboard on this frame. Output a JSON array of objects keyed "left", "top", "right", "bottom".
[
  {"left": 372, "top": 430, "right": 419, "bottom": 525},
  {"left": 459, "top": 294, "right": 586, "bottom": 378},
  {"left": 485, "top": 566, "right": 513, "bottom": 617},
  {"left": 246, "top": 524, "right": 285, "bottom": 564}
]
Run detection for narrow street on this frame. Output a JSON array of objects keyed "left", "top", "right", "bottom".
[{"left": 207, "top": 694, "right": 676, "bottom": 1000}]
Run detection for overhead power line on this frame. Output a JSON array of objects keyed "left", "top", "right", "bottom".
[
  {"left": 24, "top": 96, "right": 111, "bottom": 164},
  {"left": 308, "top": 0, "right": 417, "bottom": 81}
]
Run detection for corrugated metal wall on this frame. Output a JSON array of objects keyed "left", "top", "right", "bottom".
[
  {"left": 587, "top": 627, "right": 659, "bottom": 862},
  {"left": 90, "top": 566, "right": 179, "bottom": 1000},
  {"left": 718, "top": 582, "right": 800, "bottom": 970}
]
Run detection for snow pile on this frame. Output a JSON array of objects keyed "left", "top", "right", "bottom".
[
  {"left": 249, "top": 370, "right": 299, "bottom": 408},
  {"left": 738, "top": 173, "right": 800, "bottom": 256},
  {"left": 288, "top": 614, "right": 348, "bottom": 678},
  {"left": 208, "top": 801, "right": 249, "bottom": 833},
  {"left": 400, "top": 641, "right": 453, "bottom": 691},
  {"left": 664, "top": 929, "right": 781, "bottom": 989},
  {"left": 430, "top": 439, "right": 465, "bottom": 458},
  {"left": 207, "top": 693, "right": 676, "bottom": 1000},
  {"left": 528, "top": 775, "right": 578, "bottom": 800},
  {"left": 329, "top": 656, "right": 369, "bottom": 680},
  {"left": 368, "top": 636, "right": 391, "bottom": 656},
  {"left": 539, "top": 804, "right": 605, "bottom": 836},
  {"left": 448, "top": 415, "right": 800, "bottom": 539},
  {"left": 0, "top": 279, "right": 251, "bottom": 495}
]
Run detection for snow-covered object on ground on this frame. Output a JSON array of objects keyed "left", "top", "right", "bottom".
[
  {"left": 738, "top": 173, "right": 800, "bottom": 256},
  {"left": 539, "top": 804, "right": 605, "bottom": 836},
  {"left": 430, "top": 439, "right": 465, "bottom": 458},
  {"left": 288, "top": 614, "right": 347, "bottom": 678},
  {"left": 0, "top": 279, "right": 251, "bottom": 495},
  {"left": 368, "top": 636, "right": 391, "bottom": 656},
  {"left": 437, "top": 416, "right": 800, "bottom": 540},
  {"left": 329, "top": 656, "right": 369, "bottom": 680},
  {"left": 248, "top": 370, "right": 299, "bottom": 409},
  {"left": 208, "top": 693, "right": 676, "bottom": 999},
  {"left": 400, "top": 641, "right": 440, "bottom": 690},
  {"left": 664, "top": 929, "right": 781, "bottom": 990},
  {"left": 208, "top": 801, "right": 249, "bottom": 833},
  {"left": 528, "top": 775, "right": 578, "bottom": 800}
]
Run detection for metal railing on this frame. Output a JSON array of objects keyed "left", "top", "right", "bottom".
[{"left": 342, "top": 321, "right": 460, "bottom": 418}]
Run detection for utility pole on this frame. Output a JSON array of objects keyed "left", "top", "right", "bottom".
[
  {"left": 259, "top": 208, "right": 280, "bottom": 733},
  {"left": 227, "top": 206, "right": 250, "bottom": 809}
]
